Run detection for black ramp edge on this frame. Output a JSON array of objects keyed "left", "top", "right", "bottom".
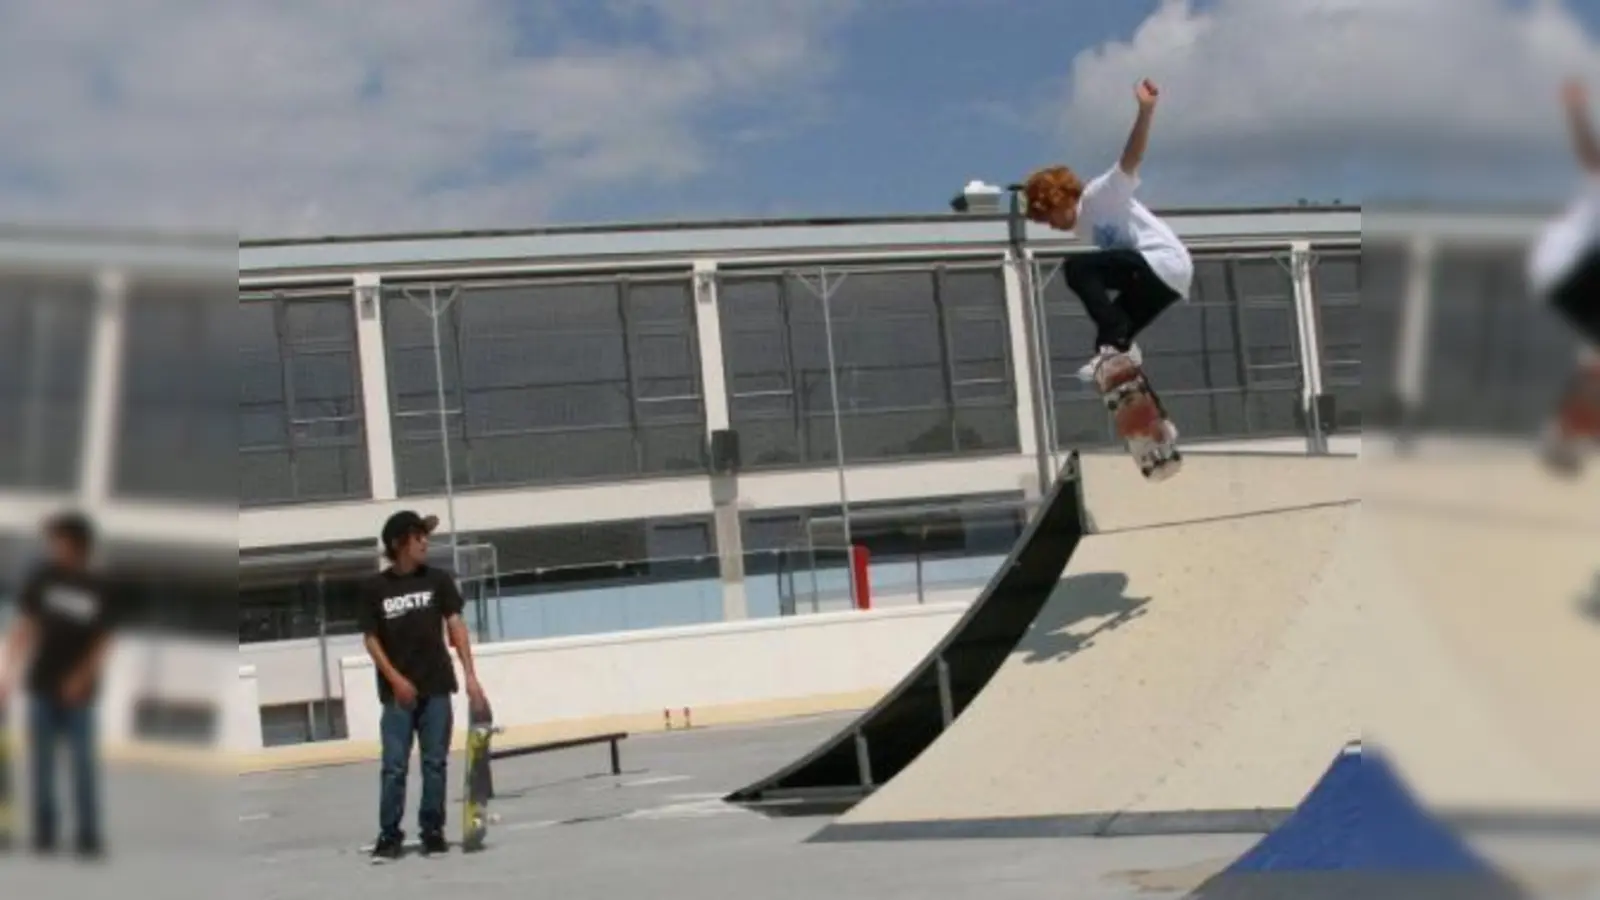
[
  {"left": 725, "top": 452, "right": 1086, "bottom": 807},
  {"left": 1184, "top": 873, "right": 1528, "bottom": 900},
  {"left": 808, "top": 809, "right": 1293, "bottom": 843}
]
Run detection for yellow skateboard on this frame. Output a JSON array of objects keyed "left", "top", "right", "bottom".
[{"left": 460, "top": 700, "right": 501, "bottom": 852}]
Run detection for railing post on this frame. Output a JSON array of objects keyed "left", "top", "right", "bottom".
[
  {"left": 936, "top": 655, "right": 954, "bottom": 728},
  {"left": 854, "top": 730, "right": 874, "bottom": 789}
]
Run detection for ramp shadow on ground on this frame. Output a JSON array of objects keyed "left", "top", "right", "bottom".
[{"left": 1016, "top": 572, "right": 1149, "bottom": 666}]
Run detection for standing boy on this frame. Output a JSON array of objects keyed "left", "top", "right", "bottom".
[
  {"left": 0, "top": 512, "right": 113, "bottom": 858},
  {"left": 359, "top": 511, "right": 486, "bottom": 860}
]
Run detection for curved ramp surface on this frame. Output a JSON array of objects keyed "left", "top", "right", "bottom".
[
  {"left": 724, "top": 454, "right": 1087, "bottom": 808},
  {"left": 813, "top": 452, "right": 1600, "bottom": 840}
]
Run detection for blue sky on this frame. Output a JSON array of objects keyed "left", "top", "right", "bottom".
[{"left": 0, "top": 1, "right": 1597, "bottom": 237}]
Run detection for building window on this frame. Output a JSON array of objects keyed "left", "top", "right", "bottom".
[
  {"left": 1351, "top": 242, "right": 1406, "bottom": 428},
  {"left": 239, "top": 291, "right": 370, "bottom": 506},
  {"left": 1423, "top": 245, "right": 1575, "bottom": 435},
  {"left": 382, "top": 274, "right": 706, "bottom": 494},
  {"left": 717, "top": 262, "right": 1019, "bottom": 469},
  {"left": 1040, "top": 250, "right": 1304, "bottom": 447},
  {"left": 0, "top": 273, "right": 94, "bottom": 492},
  {"left": 1309, "top": 247, "right": 1362, "bottom": 432}
]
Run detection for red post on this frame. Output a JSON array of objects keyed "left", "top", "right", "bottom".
[{"left": 850, "top": 545, "right": 872, "bottom": 610}]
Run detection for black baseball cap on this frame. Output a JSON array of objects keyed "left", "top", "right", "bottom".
[
  {"left": 42, "top": 510, "right": 94, "bottom": 552},
  {"left": 380, "top": 510, "right": 439, "bottom": 557}
]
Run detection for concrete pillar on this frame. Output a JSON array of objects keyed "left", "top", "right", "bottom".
[
  {"left": 80, "top": 269, "right": 127, "bottom": 506},
  {"left": 1002, "top": 251, "right": 1046, "bottom": 499},
  {"left": 692, "top": 261, "right": 748, "bottom": 620},
  {"left": 352, "top": 273, "right": 398, "bottom": 500}
]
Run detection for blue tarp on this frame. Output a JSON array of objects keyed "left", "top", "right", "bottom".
[{"left": 1225, "top": 741, "right": 1493, "bottom": 874}]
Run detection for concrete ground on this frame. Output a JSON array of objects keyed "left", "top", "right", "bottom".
[
  {"left": 226, "top": 713, "right": 1263, "bottom": 899},
  {"left": 11, "top": 712, "right": 1593, "bottom": 899}
]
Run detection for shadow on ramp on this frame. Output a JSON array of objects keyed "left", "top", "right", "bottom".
[
  {"left": 724, "top": 453, "right": 1087, "bottom": 817},
  {"left": 1017, "top": 571, "right": 1147, "bottom": 666}
]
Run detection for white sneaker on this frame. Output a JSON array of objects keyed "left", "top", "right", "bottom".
[{"left": 1075, "top": 343, "right": 1143, "bottom": 382}]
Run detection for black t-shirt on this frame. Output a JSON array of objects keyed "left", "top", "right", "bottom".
[
  {"left": 18, "top": 564, "right": 114, "bottom": 698},
  {"left": 355, "top": 564, "right": 465, "bottom": 704}
]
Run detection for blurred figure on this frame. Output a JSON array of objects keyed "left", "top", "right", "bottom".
[
  {"left": 0, "top": 512, "right": 113, "bottom": 859},
  {"left": 1530, "top": 78, "right": 1600, "bottom": 473}
]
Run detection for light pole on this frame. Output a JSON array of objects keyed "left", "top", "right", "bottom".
[
  {"left": 952, "top": 179, "right": 1058, "bottom": 494},
  {"left": 401, "top": 285, "right": 465, "bottom": 579},
  {"left": 793, "top": 267, "right": 855, "bottom": 607}
]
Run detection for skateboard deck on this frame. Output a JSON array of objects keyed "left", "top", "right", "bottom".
[
  {"left": 1094, "top": 351, "right": 1182, "bottom": 481},
  {"left": 0, "top": 704, "right": 11, "bottom": 851},
  {"left": 460, "top": 700, "right": 501, "bottom": 852},
  {"left": 1542, "top": 362, "right": 1600, "bottom": 475}
]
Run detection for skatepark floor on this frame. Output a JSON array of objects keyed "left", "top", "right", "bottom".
[
  {"left": 232, "top": 712, "right": 1261, "bottom": 899},
  {"left": 8, "top": 713, "right": 1593, "bottom": 900},
  {"left": 240, "top": 714, "right": 1596, "bottom": 899}
]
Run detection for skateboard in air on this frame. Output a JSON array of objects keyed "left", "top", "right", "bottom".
[
  {"left": 0, "top": 704, "right": 12, "bottom": 851},
  {"left": 1540, "top": 360, "right": 1600, "bottom": 476},
  {"left": 1094, "top": 350, "right": 1182, "bottom": 481},
  {"left": 460, "top": 699, "right": 502, "bottom": 852}
]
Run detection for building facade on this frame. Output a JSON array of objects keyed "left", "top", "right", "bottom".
[{"left": 231, "top": 203, "right": 1579, "bottom": 745}]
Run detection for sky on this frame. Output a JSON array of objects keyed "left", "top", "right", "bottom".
[{"left": 4, "top": 0, "right": 1600, "bottom": 239}]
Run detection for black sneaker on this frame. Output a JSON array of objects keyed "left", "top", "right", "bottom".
[
  {"left": 419, "top": 831, "right": 449, "bottom": 856},
  {"left": 369, "top": 833, "right": 404, "bottom": 862},
  {"left": 74, "top": 837, "right": 105, "bottom": 862}
]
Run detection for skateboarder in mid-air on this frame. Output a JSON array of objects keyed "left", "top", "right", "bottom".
[
  {"left": 1023, "top": 78, "right": 1193, "bottom": 443},
  {"left": 359, "top": 511, "right": 488, "bottom": 861},
  {"left": 1531, "top": 78, "right": 1600, "bottom": 471}
]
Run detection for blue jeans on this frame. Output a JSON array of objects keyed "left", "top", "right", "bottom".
[
  {"left": 378, "top": 694, "right": 453, "bottom": 841},
  {"left": 28, "top": 696, "right": 100, "bottom": 848}
]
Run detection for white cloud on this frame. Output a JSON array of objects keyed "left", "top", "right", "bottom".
[
  {"left": 0, "top": 1, "right": 855, "bottom": 237},
  {"left": 1052, "top": 0, "right": 1600, "bottom": 203}
]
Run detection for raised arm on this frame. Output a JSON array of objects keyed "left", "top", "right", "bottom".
[
  {"left": 1564, "top": 79, "right": 1600, "bottom": 174},
  {"left": 1119, "top": 79, "right": 1161, "bottom": 176}
]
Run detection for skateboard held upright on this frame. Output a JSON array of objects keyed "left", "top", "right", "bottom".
[
  {"left": 1541, "top": 361, "right": 1600, "bottom": 476},
  {"left": 1094, "top": 351, "right": 1181, "bottom": 481},
  {"left": 0, "top": 704, "right": 12, "bottom": 851},
  {"left": 460, "top": 698, "right": 501, "bottom": 852}
]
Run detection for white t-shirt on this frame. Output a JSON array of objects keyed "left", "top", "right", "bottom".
[
  {"left": 1075, "top": 165, "right": 1194, "bottom": 299},
  {"left": 1528, "top": 175, "right": 1600, "bottom": 301}
]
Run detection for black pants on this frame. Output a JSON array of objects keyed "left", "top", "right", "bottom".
[
  {"left": 1062, "top": 249, "right": 1182, "bottom": 353},
  {"left": 1551, "top": 248, "right": 1600, "bottom": 347}
]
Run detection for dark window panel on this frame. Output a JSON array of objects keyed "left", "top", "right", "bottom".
[
  {"left": 120, "top": 282, "right": 241, "bottom": 503},
  {"left": 237, "top": 293, "right": 370, "bottom": 507},
  {"left": 1423, "top": 246, "right": 1575, "bottom": 435},
  {"left": 0, "top": 274, "right": 94, "bottom": 491},
  {"left": 717, "top": 263, "right": 1019, "bottom": 470},
  {"left": 383, "top": 276, "right": 706, "bottom": 494},
  {"left": 1039, "top": 251, "right": 1309, "bottom": 448}
]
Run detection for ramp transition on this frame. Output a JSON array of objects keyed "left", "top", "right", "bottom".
[
  {"left": 811, "top": 462, "right": 1600, "bottom": 841},
  {"left": 724, "top": 452, "right": 1087, "bottom": 810}
]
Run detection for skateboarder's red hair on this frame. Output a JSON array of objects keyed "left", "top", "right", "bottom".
[{"left": 1023, "top": 165, "right": 1083, "bottom": 225}]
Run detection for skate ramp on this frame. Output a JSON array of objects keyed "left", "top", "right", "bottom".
[
  {"left": 725, "top": 452, "right": 1362, "bottom": 811},
  {"left": 813, "top": 451, "right": 1600, "bottom": 840},
  {"left": 1074, "top": 451, "right": 1358, "bottom": 533},
  {"left": 723, "top": 454, "right": 1087, "bottom": 808}
]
